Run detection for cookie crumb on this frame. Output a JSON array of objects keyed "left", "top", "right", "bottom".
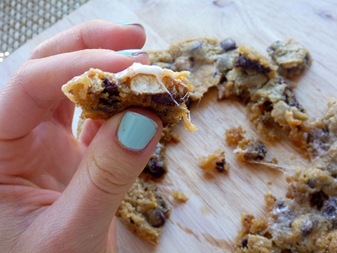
[
  {"left": 172, "top": 190, "right": 189, "bottom": 203},
  {"left": 199, "top": 149, "right": 230, "bottom": 176},
  {"left": 225, "top": 126, "right": 246, "bottom": 146},
  {"left": 234, "top": 138, "right": 267, "bottom": 162}
]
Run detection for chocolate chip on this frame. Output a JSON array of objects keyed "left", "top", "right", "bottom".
[
  {"left": 243, "top": 141, "right": 267, "bottom": 161},
  {"left": 215, "top": 159, "right": 226, "bottom": 172},
  {"left": 103, "top": 78, "right": 119, "bottom": 96},
  {"left": 307, "top": 179, "right": 316, "bottom": 189},
  {"left": 156, "top": 196, "right": 169, "bottom": 213},
  {"left": 151, "top": 93, "right": 184, "bottom": 106},
  {"left": 283, "top": 84, "right": 304, "bottom": 111},
  {"left": 144, "top": 160, "right": 167, "bottom": 178},
  {"left": 304, "top": 54, "right": 311, "bottom": 65},
  {"left": 241, "top": 238, "right": 248, "bottom": 248},
  {"left": 144, "top": 143, "right": 167, "bottom": 178},
  {"left": 145, "top": 208, "right": 167, "bottom": 228},
  {"left": 235, "top": 55, "right": 271, "bottom": 74},
  {"left": 310, "top": 190, "right": 329, "bottom": 209},
  {"left": 220, "top": 38, "right": 237, "bottom": 52},
  {"left": 276, "top": 200, "right": 285, "bottom": 208},
  {"left": 262, "top": 100, "right": 273, "bottom": 112}
]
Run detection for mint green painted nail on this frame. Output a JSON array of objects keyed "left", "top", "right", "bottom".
[
  {"left": 118, "top": 112, "right": 157, "bottom": 151},
  {"left": 117, "top": 49, "right": 146, "bottom": 57},
  {"left": 118, "top": 23, "right": 144, "bottom": 30}
]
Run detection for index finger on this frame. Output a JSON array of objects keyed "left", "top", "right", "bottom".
[
  {"left": 30, "top": 20, "right": 146, "bottom": 59},
  {"left": 0, "top": 49, "right": 149, "bottom": 140}
]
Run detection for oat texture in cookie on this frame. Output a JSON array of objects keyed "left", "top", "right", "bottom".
[
  {"left": 62, "top": 62, "right": 196, "bottom": 130},
  {"left": 116, "top": 177, "right": 170, "bottom": 245}
]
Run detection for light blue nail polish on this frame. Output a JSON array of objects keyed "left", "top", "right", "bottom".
[
  {"left": 118, "top": 112, "right": 157, "bottom": 151},
  {"left": 117, "top": 49, "right": 146, "bottom": 57},
  {"left": 118, "top": 23, "right": 144, "bottom": 30}
]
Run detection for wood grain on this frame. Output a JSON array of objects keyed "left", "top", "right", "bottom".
[{"left": 1, "top": 0, "right": 337, "bottom": 252}]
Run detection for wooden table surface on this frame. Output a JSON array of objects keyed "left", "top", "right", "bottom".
[{"left": 1, "top": 1, "right": 337, "bottom": 252}]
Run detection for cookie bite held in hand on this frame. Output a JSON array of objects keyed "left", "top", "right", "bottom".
[{"left": 62, "top": 63, "right": 197, "bottom": 131}]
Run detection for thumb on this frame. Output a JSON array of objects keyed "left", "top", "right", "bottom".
[
  {"left": 24, "top": 110, "right": 162, "bottom": 252},
  {"left": 69, "top": 108, "right": 163, "bottom": 225},
  {"left": 73, "top": 109, "right": 162, "bottom": 211}
]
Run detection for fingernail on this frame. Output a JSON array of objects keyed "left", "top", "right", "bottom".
[
  {"left": 117, "top": 49, "right": 146, "bottom": 57},
  {"left": 117, "top": 112, "right": 157, "bottom": 151},
  {"left": 118, "top": 23, "right": 144, "bottom": 30}
]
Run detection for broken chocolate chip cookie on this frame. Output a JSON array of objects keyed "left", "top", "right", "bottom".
[
  {"left": 62, "top": 62, "right": 197, "bottom": 131},
  {"left": 116, "top": 177, "right": 170, "bottom": 245}
]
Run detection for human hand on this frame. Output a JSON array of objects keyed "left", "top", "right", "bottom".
[{"left": 0, "top": 20, "right": 162, "bottom": 253}]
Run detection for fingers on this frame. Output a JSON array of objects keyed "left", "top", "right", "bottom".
[
  {"left": 71, "top": 109, "right": 162, "bottom": 212},
  {"left": 30, "top": 20, "right": 146, "bottom": 59},
  {"left": 78, "top": 119, "right": 104, "bottom": 146},
  {"left": 0, "top": 49, "right": 149, "bottom": 140},
  {"left": 13, "top": 110, "right": 162, "bottom": 252}
]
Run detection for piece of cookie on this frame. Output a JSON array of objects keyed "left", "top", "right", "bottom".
[
  {"left": 62, "top": 63, "right": 197, "bottom": 130},
  {"left": 149, "top": 38, "right": 238, "bottom": 100},
  {"left": 199, "top": 149, "right": 229, "bottom": 176},
  {"left": 234, "top": 138, "right": 267, "bottom": 163},
  {"left": 246, "top": 76, "right": 308, "bottom": 144},
  {"left": 142, "top": 143, "right": 167, "bottom": 178},
  {"left": 218, "top": 45, "right": 277, "bottom": 100},
  {"left": 307, "top": 99, "right": 337, "bottom": 158},
  {"left": 267, "top": 39, "right": 312, "bottom": 78},
  {"left": 116, "top": 177, "right": 170, "bottom": 245}
]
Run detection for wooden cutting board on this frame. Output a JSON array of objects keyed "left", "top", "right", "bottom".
[{"left": 1, "top": 1, "right": 337, "bottom": 252}]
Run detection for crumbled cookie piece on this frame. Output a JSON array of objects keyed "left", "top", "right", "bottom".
[
  {"left": 199, "top": 149, "right": 229, "bottom": 176},
  {"left": 307, "top": 99, "right": 337, "bottom": 158},
  {"left": 150, "top": 38, "right": 309, "bottom": 145},
  {"left": 235, "top": 46, "right": 277, "bottom": 79},
  {"left": 235, "top": 213, "right": 270, "bottom": 252},
  {"left": 116, "top": 178, "right": 170, "bottom": 245},
  {"left": 236, "top": 152, "right": 337, "bottom": 252},
  {"left": 143, "top": 143, "right": 167, "bottom": 178},
  {"left": 172, "top": 190, "right": 189, "bottom": 203},
  {"left": 247, "top": 76, "right": 308, "bottom": 143},
  {"left": 267, "top": 39, "right": 312, "bottom": 78},
  {"left": 62, "top": 63, "right": 197, "bottom": 130},
  {"left": 218, "top": 46, "right": 277, "bottom": 100},
  {"left": 235, "top": 194, "right": 337, "bottom": 252},
  {"left": 149, "top": 38, "right": 238, "bottom": 100},
  {"left": 225, "top": 126, "right": 246, "bottom": 146},
  {"left": 234, "top": 138, "right": 267, "bottom": 163},
  {"left": 236, "top": 234, "right": 273, "bottom": 253},
  {"left": 160, "top": 126, "right": 180, "bottom": 144},
  {"left": 235, "top": 95, "right": 337, "bottom": 252}
]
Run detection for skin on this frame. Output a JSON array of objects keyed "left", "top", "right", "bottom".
[{"left": 0, "top": 20, "right": 162, "bottom": 253}]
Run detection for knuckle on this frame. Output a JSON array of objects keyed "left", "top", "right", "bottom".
[
  {"left": 87, "top": 155, "right": 136, "bottom": 195},
  {"left": 30, "top": 44, "right": 45, "bottom": 59}
]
